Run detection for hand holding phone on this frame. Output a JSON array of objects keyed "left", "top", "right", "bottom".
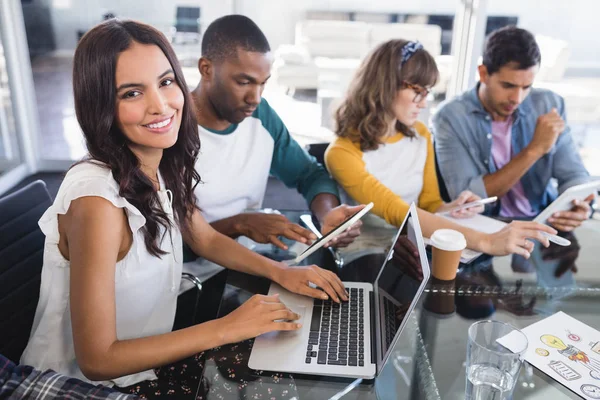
[
  {"left": 289, "top": 202, "right": 374, "bottom": 264},
  {"left": 439, "top": 196, "right": 498, "bottom": 215}
]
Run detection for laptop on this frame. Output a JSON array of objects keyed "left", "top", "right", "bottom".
[{"left": 248, "top": 203, "right": 431, "bottom": 379}]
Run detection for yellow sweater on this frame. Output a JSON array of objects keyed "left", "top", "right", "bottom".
[{"left": 325, "top": 122, "right": 443, "bottom": 227}]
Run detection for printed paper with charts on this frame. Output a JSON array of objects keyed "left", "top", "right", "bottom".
[{"left": 498, "top": 311, "right": 600, "bottom": 399}]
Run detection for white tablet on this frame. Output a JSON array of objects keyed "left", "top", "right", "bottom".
[
  {"left": 534, "top": 180, "right": 600, "bottom": 224},
  {"left": 289, "top": 202, "right": 374, "bottom": 264}
]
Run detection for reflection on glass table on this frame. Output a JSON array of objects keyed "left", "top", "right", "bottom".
[
  {"left": 195, "top": 210, "right": 600, "bottom": 399},
  {"left": 414, "top": 222, "right": 600, "bottom": 400}
]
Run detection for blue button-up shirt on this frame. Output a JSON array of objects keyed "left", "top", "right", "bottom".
[{"left": 432, "top": 84, "right": 589, "bottom": 216}]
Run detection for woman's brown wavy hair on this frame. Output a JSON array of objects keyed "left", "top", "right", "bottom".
[
  {"left": 73, "top": 19, "right": 201, "bottom": 257},
  {"left": 335, "top": 39, "right": 439, "bottom": 151}
]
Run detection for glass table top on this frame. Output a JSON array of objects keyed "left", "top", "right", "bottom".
[{"left": 197, "top": 211, "right": 600, "bottom": 399}]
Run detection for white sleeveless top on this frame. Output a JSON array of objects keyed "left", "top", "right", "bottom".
[{"left": 20, "top": 161, "right": 183, "bottom": 387}]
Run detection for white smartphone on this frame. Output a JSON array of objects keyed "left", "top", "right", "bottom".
[
  {"left": 439, "top": 196, "right": 498, "bottom": 214},
  {"left": 288, "top": 202, "right": 374, "bottom": 264}
]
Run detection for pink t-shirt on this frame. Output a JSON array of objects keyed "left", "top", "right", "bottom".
[{"left": 490, "top": 118, "right": 536, "bottom": 218}]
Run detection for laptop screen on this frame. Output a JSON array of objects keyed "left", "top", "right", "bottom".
[{"left": 375, "top": 208, "right": 428, "bottom": 368}]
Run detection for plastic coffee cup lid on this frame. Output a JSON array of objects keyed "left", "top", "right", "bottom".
[{"left": 430, "top": 229, "right": 467, "bottom": 251}]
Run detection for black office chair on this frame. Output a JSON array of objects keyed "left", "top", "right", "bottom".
[
  {"left": 434, "top": 153, "right": 452, "bottom": 203},
  {"left": 0, "top": 181, "right": 52, "bottom": 363},
  {"left": 175, "top": 6, "right": 201, "bottom": 34},
  {"left": 172, "top": 6, "right": 201, "bottom": 46},
  {"left": 306, "top": 142, "right": 330, "bottom": 172},
  {"left": 0, "top": 180, "right": 204, "bottom": 360}
]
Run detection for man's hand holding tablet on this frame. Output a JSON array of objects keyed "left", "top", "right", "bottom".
[
  {"left": 547, "top": 194, "right": 594, "bottom": 232},
  {"left": 320, "top": 204, "right": 367, "bottom": 248},
  {"left": 288, "top": 203, "right": 374, "bottom": 265},
  {"left": 535, "top": 180, "right": 600, "bottom": 233}
]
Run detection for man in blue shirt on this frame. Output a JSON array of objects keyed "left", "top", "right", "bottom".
[{"left": 433, "top": 26, "right": 592, "bottom": 232}]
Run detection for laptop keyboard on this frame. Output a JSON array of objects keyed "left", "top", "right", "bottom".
[
  {"left": 383, "top": 296, "right": 400, "bottom": 346},
  {"left": 306, "top": 287, "right": 365, "bottom": 367}
]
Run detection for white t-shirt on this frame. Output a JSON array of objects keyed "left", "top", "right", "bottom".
[
  {"left": 361, "top": 134, "right": 428, "bottom": 206},
  {"left": 21, "top": 161, "right": 182, "bottom": 387},
  {"left": 195, "top": 115, "right": 274, "bottom": 223},
  {"left": 193, "top": 98, "right": 338, "bottom": 223},
  {"left": 184, "top": 98, "right": 338, "bottom": 282}
]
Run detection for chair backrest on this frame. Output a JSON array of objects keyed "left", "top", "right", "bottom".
[
  {"left": 434, "top": 152, "right": 451, "bottom": 203},
  {"left": 306, "top": 142, "right": 330, "bottom": 172},
  {"left": 175, "top": 6, "right": 201, "bottom": 34},
  {"left": 0, "top": 180, "right": 52, "bottom": 363}
]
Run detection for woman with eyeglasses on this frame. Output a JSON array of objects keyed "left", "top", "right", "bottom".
[{"left": 325, "top": 39, "right": 556, "bottom": 259}]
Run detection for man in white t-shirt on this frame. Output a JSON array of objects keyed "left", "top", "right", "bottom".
[{"left": 188, "top": 15, "right": 362, "bottom": 257}]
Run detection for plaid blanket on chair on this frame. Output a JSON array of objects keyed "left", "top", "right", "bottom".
[{"left": 0, "top": 354, "right": 138, "bottom": 400}]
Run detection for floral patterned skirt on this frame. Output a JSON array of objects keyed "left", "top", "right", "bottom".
[
  {"left": 115, "top": 352, "right": 206, "bottom": 399},
  {"left": 115, "top": 339, "right": 299, "bottom": 399}
]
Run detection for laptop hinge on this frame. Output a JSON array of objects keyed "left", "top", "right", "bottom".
[{"left": 369, "top": 290, "right": 376, "bottom": 366}]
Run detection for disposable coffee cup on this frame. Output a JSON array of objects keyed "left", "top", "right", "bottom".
[
  {"left": 423, "top": 277, "right": 456, "bottom": 316},
  {"left": 430, "top": 229, "right": 466, "bottom": 281}
]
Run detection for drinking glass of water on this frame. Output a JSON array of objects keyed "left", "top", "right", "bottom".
[{"left": 466, "top": 320, "right": 528, "bottom": 400}]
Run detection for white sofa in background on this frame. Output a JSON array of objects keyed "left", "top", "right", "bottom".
[
  {"left": 272, "top": 21, "right": 579, "bottom": 98},
  {"left": 272, "top": 20, "right": 444, "bottom": 94},
  {"left": 297, "top": 20, "right": 372, "bottom": 59},
  {"left": 273, "top": 19, "right": 599, "bottom": 136},
  {"left": 273, "top": 44, "right": 320, "bottom": 91}
]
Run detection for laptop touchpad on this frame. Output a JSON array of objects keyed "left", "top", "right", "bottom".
[{"left": 275, "top": 304, "right": 306, "bottom": 333}]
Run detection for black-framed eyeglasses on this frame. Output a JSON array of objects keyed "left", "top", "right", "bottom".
[{"left": 402, "top": 81, "right": 431, "bottom": 103}]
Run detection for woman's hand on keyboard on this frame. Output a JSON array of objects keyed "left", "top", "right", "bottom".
[
  {"left": 216, "top": 294, "right": 302, "bottom": 344},
  {"left": 274, "top": 265, "right": 349, "bottom": 303}
]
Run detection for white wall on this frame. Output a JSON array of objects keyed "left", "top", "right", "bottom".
[
  {"left": 49, "top": 0, "right": 232, "bottom": 52},
  {"left": 49, "top": 0, "right": 600, "bottom": 70}
]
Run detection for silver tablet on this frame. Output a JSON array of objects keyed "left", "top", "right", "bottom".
[{"left": 534, "top": 180, "right": 600, "bottom": 224}]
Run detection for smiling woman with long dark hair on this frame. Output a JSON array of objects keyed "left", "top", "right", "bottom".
[
  {"left": 73, "top": 19, "right": 200, "bottom": 257},
  {"left": 20, "top": 19, "right": 348, "bottom": 399}
]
